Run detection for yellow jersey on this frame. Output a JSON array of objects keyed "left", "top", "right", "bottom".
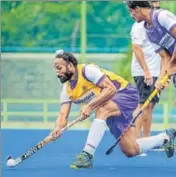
[{"left": 64, "top": 64, "right": 128, "bottom": 105}]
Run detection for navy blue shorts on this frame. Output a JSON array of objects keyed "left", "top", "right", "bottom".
[
  {"left": 133, "top": 76, "right": 159, "bottom": 104},
  {"left": 106, "top": 84, "right": 139, "bottom": 139}
]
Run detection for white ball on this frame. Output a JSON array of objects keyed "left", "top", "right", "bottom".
[{"left": 7, "top": 159, "right": 16, "bottom": 167}]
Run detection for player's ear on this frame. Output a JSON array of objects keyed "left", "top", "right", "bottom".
[
  {"left": 135, "top": 6, "right": 141, "bottom": 13},
  {"left": 68, "top": 61, "right": 74, "bottom": 69}
]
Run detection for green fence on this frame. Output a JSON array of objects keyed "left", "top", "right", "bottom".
[{"left": 1, "top": 98, "right": 176, "bottom": 130}]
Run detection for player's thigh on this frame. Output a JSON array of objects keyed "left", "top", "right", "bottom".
[{"left": 95, "top": 100, "right": 121, "bottom": 120}]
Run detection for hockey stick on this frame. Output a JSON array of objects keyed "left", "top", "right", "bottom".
[{"left": 6, "top": 116, "right": 83, "bottom": 167}]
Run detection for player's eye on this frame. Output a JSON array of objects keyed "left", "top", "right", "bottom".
[{"left": 54, "top": 66, "right": 61, "bottom": 71}]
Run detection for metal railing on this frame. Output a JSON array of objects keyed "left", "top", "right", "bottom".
[
  {"left": 1, "top": 99, "right": 79, "bottom": 123},
  {"left": 1, "top": 99, "right": 173, "bottom": 130}
]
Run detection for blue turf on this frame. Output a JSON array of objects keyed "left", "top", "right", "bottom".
[{"left": 2, "top": 130, "right": 176, "bottom": 177}]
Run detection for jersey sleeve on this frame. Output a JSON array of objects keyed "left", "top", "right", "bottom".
[
  {"left": 60, "top": 84, "right": 72, "bottom": 105},
  {"left": 158, "top": 10, "right": 176, "bottom": 33},
  {"left": 130, "top": 22, "right": 146, "bottom": 45},
  {"left": 83, "top": 64, "right": 105, "bottom": 85}
]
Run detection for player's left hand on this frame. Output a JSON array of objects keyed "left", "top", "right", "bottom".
[
  {"left": 155, "top": 77, "right": 170, "bottom": 91},
  {"left": 80, "top": 104, "right": 92, "bottom": 120}
]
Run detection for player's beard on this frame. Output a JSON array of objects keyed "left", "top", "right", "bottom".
[{"left": 57, "top": 72, "right": 73, "bottom": 83}]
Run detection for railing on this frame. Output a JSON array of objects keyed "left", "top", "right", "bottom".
[
  {"left": 1, "top": 99, "right": 81, "bottom": 124},
  {"left": 1, "top": 99, "right": 175, "bottom": 130},
  {"left": 1, "top": 99, "right": 59, "bottom": 123}
]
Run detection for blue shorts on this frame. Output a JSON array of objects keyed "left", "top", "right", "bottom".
[{"left": 106, "top": 84, "right": 139, "bottom": 139}]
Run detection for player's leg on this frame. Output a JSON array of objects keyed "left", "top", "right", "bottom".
[
  {"left": 106, "top": 83, "right": 176, "bottom": 158},
  {"left": 106, "top": 114, "right": 170, "bottom": 157},
  {"left": 70, "top": 101, "right": 121, "bottom": 169},
  {"left": 135, "top": 103, "right": 154, "bottom": 138},
  {"left": 134, "top": 76, "right": 159, "bottom": 138},
  {"left": 142, "top": 77, "right": 159, "bottom": 137},
  {"left": 119, "top": 126, "right": 176, "bottom": 158},
  {"left": 134, "top": 104, "right": 143, "bottom": 138},
  {"left": 142, "top": 103, "right": 155, "bottom": 137},
  {"left": 133, "top": 76, "right": 145, "bottom": 138}
]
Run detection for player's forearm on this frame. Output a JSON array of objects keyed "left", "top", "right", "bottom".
[
  {"left": 159, "top": 56, "right": 167, "bottom": 78},
  {"left": 133, "top": 45, "right": 149, "bottom": 72},
  {"left": 88, "top": 86, "right": 117, "bottom": 110},
  {"left": 55, "top": 114, "right": 68, "bottom": 129},
  {"left": 55, "top": 103, "right": 71, "bottom": 129},
  {"left": 170, "top": 45, "right": 176, "bottom": 63},
  {"left": 159, "top": 50, "right": 171, "bottom": 78}
]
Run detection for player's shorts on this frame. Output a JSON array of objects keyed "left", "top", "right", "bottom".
[
  {"left": 133, "top": 76, "right": 159, "bottom": 104},
  {"left": 106, "top": 84, "right": 139, "bottom": 139},
  {"left": 173, "top": 73, "right": 176, "bottom": 87}
]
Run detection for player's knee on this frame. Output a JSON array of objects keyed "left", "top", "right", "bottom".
[{"left": 123, "top": 148, "right": 138, "bottom": 158}]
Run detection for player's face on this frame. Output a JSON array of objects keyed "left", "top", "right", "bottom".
[
  {"left": 128, "top": 8, "right": 143, "bottom": 22},
  {"left": 53, "top": 58, "right": 73, "bottom": 83},
  {"left": 152, "top": 1, "right": 160, "bottom": 9}
]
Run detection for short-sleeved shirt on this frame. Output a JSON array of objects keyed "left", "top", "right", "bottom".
[{"left": 130, "top": 21, "right": 161, "bottom": 77}]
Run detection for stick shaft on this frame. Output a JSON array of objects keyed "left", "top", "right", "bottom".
[{"left": 14, "top": 117, "right": 83, "bottom": 165}]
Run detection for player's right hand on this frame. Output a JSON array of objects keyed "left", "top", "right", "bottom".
[
  {"left": 144, "top": 70, "right": 153, "bottom": 86},
  {"left": 50, "top": 127, "right": 62, "bottom": 141},
  {"left": 155, "top": 80, "right": 164, "bottom": 91},
  {"left": 155, "top": 77, "right": 170, "bottom": 91}
]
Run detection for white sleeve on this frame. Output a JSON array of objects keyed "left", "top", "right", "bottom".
[
  {"left": 158, "top": 10, "right": 176, "bottom": 33},
  {"left": 130, "top": 22, "right": 146, "bottom": 45},
  {"left": 60, "top": 84, "right": 71, "bottom": 104},
  {"left": 83, "top": 64, "right": 105, "bottom": 85}
]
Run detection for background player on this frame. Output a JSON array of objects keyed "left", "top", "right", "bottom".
[
  {"left": 125, "top": 1, "right": 176, "bottom": 105},
  {"left": 130, "top": 1, "right": 162, "bottom": 144}
]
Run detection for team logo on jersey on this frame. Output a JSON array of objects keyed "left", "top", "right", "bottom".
[
  {"left": 159, "top": 33, "right": 175, "bottom": 49},
  {"left": 74, "top": 91, "right": 96, "bottom": 104}
]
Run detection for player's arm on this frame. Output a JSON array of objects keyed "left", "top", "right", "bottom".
[
  {"left": 48, "top": 103, "right": 71, "bottom": 140},
  {"left": 170, "top": 27, "right": 176, "bottom": 63},
  {"left": 158, "top": 10, "right": 176, "bottom": 63},
  {"left": 55, "top": 84, "right": 72, "bottom": 129},
  {"left": 88, "top": 77, "right": 117, "bottom": 110},
  {"left": 151, "top": 41, "right": 171, "bottom": 79},
  {"left": 158, "top": 50, "right": 171, "bottom": 77},
  {"left": 50, "top": 84, "right": 72, "bottom": 139},
  {"left": 131, "top": 23, "right": 152, "bottom": 85},
  {"left": 132, "top": 44, "right": 149, "bottom": 72},
  {"left": 82, "top": 64, "right": 117, "bottom": 112},
  {"left": 155, "top": 49, "right": 171, "bottom": 90},
  {"left": 55, "top": 103, "right": 72, "bottom": 129},
  {"left": 132, "top": 44, "right": 153, "bottom": 85}
]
